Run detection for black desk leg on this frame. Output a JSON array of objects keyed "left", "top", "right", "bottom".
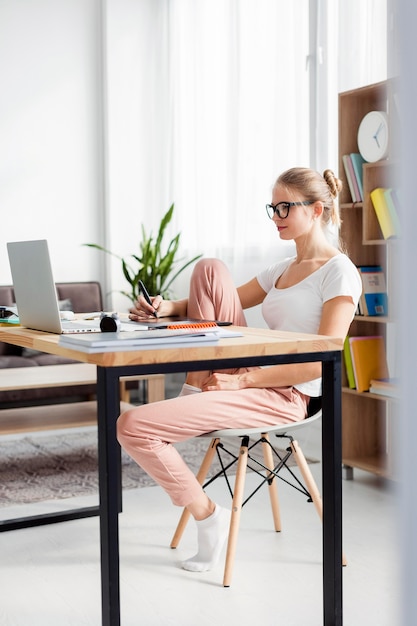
[
  {"left": 96, "top": 366, "right": 122, "bottom": 626},
  {"left": 322, "top": 354, "right": 343, "bottom": 626}
]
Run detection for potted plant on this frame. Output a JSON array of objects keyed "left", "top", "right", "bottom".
[{"left": 84, "top": 203, "right": 202, "bottom": 305}]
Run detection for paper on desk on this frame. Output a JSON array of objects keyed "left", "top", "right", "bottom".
[{"left": 58, "top": 328, "right": 242, "bottom": 353}]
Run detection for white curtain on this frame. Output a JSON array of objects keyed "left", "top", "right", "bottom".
[
  {"left": 105, "top": 0, "right": 388, "bottom": 309},
  {"left": 106, "top": 0, "right": 310, "bottom": 308},
  {"left": 166, "top": 1, "right": 310, "bottom": 257}
]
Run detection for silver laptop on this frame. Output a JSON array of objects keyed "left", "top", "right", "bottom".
[{"left": 7, "top": 239, "right": 133, "bottom": 334}]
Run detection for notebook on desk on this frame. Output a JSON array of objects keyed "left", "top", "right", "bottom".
[
  {"left": 132, "top": 317, "right": 233, "bottom": 329},
  {"left": 6, "top": 239, "right": 139, "bottom": 334}
]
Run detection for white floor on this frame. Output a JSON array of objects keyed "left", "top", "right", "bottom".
[{"left": 0, "top": 416, "right": 399, "bottom": 626}]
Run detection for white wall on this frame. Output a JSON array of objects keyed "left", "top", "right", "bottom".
[{"left": 0, "top": 0, "right": 106, "bottom": 294}]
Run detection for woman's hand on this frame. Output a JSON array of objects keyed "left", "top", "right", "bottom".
[
  {"left": 129, "top": 295, "right": 189, "bottom": 321},
  {"left": 129, "top": 294, "right": 164, "bottom": 320},
  {"left": 202, "top": 372, "right": 245, "bottom": 392}
]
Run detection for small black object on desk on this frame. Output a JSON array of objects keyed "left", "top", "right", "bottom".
[{"left": 100, "top": 313, "right": 121, "bottom": 332}]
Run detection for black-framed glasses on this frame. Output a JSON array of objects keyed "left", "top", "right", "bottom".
[{"left": 265, "top": 201, "right": 313, "bottom": 220}]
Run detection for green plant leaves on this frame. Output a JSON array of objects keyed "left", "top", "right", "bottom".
[{"left": 83, "top": 203, "right": 202, "bottom": 304}]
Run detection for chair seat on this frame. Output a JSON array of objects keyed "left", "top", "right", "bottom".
[{"left": 201, "top": 410, "right": 321, "bottom": 439}]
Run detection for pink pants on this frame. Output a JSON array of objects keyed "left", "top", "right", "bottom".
[{"left": 117, "top": 259, "right": 309, "bottom": 507}]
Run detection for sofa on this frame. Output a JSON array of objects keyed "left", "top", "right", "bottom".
[{"left": 0, "top": 282, "right": 103, "bottom": 408}]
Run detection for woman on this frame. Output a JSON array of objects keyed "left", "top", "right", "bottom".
[{"left": 117, "top": 167, "right": 362, "bottom": 573}]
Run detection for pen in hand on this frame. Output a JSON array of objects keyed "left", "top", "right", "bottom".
[{"left": 138, "top": 280, "right": 158, "bottom": 318}]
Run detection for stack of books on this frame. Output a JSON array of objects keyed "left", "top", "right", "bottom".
[
  {"left": 58, "top": 327, "right": 242, "bottom": 353},
  {"left": 342, "top": 153, "right": 366, "bottom": 202}
]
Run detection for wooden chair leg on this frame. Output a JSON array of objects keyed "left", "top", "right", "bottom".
[
  {"left": 290, "top": 439, "right": 323, "bottom": 519},
  {"left": 291, "top": 439, "right": 348, "bottom": 566},
  {"left": 170, "top": 437, "right": 220, "bottom": 549},
  {"left": 261, "top": 433, "right": 282, "bottom": 532},
  {"left": 223, "top": 436, "right": 249, "bottom": 587}
]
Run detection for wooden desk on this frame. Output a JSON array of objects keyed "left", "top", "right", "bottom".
[{"left": 0, "top": 325, "right": 344, "bottom": 626}]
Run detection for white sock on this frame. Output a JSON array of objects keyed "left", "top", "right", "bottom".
[
  {"left": 178, "top": 383, "right": 202, "bottom": 396},
  {"left": 181, "top": 505, "right": 230, "bottom": 573}
]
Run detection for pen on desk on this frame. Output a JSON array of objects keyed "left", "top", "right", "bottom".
[{"left": 138, "top": 280, "right": 158, "bottom": 318}]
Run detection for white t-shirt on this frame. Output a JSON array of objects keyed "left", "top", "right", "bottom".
[{"left": 256, "top": 254, "right": 362, "bottom": 397}]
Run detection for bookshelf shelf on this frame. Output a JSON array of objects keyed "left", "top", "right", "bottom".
[
  {"left": 354, "top": 314, "right": 389, "bottom": 324},
  {"left": 340, "top": 203, "right": 363, "bottom": 209},
  {"left": 339, "top": 79, "right": 397, "bottom": 480},
  {"left": 363, "top": 241, "right": 387, "bottom": 247},
  {"left": 342, "top": 386, "right": 397, "bottom": 401}
]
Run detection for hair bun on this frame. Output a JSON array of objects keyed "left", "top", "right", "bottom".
[{"left": 323, "top": 169, "right": 342, "bottom": 198}]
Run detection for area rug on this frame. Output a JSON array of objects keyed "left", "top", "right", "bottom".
[{"left": 0, "top": 429, "right": 315, "bottom": 507}]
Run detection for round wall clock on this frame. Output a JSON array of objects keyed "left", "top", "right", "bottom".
[{"left": 357, "top": 110, "right": 389, "bottom": 163}]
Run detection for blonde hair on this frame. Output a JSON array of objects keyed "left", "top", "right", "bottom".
[{"left": 275, "top": 167, "right": 342, "bottom": 228}]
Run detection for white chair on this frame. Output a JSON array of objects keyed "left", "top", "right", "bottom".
[{"left": 170, "top": 397, "right": 346, "bottom": 586}]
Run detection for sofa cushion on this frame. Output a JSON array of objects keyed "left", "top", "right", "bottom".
[
  {"left": 1, "top": 282, "right": 103, "bottom": 316},
  {"left": 58, "top": 298, "right": 73, "bottom": 311},
  {"left": 0, "top": 356, "right": 39, "bottom": 368},
  {"left": 29, "top": 353, "right": 79, "bottom": 366},
  {"left": 56, "top": 282, "right": 103, "bottom": 313},
  {"left": 0, "top": 286, "right": 14, "bottom": 307}
]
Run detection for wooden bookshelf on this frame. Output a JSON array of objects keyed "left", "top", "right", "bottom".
[{"left": 339, "top": 79, "right": 398, "bottom": 480}]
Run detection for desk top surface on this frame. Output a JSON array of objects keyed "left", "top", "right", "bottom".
[{"left": 0, "top": 325, "right": 343, "bottom": 368}]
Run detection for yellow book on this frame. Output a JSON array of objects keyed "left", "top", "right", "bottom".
[
  {"left": 343, "top": 336, "right": 356, "bottom": 389},
  {"left": 370, "top": 188, "right": 397, "bottom": 239},
  {"left": 349, "top": 336, "right": 389, "bottom": 393}
]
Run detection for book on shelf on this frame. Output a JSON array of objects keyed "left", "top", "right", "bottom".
[
  {"left": 349, "top": 153, "right": 365, "bottom": 201},
  {"left": 383, "top": 188, "right": 401, "bottom": 237},
  {"left": 343, "top": 337, "right": 356, "bottom": 389},
  {"left": 370, "top": 188, "right": 400, "bottom": 239},
  {"left": 342, "top": 155, "right": 360, "bottom": 203},
  {"left": 348, "top": 335, "right": 389, "bottom": 393},
  {"left": 389, "top": 187, "right": 401, "bottom": 212},
  {"left": 369, "top": 377, "right": 400, "bottom": 398},
  {"left": 357, "top": 265, "right": 388, "bottom": 316}
]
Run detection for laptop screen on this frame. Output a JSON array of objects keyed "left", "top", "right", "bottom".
[{"left": 7, "top": 239, "right": 64, "bottom": 333}]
